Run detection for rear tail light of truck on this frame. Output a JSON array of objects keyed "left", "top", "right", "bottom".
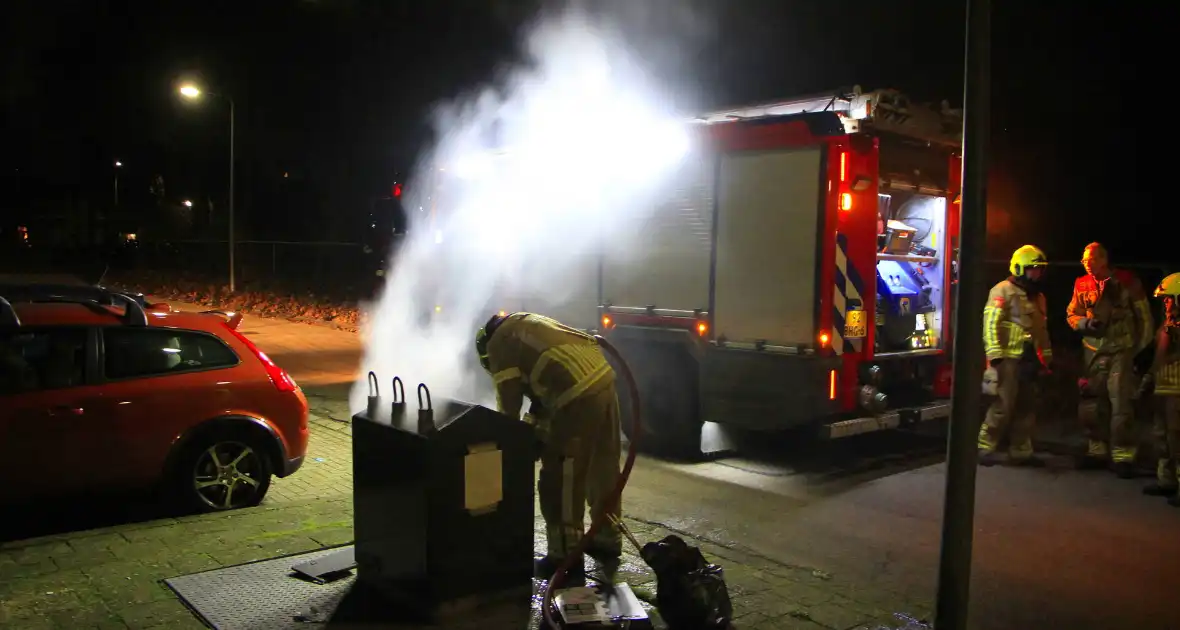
[
  {"left": 696, "top": 321, "right": 708, "bottom": 336},
  {"left": 819, "top": 331, "right": 831, "bottom": 348},
  {"left": 601, "top": 314, "right": 613, "bottom": 329},
  {"left": 223, "top": 324, "right": 298, "bottom": 393},
  {"left": 829, "top": 370, "right": 838, "bottom": 400}
]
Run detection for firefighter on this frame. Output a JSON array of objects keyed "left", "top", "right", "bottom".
[
  {"left": 1138, "top": 273, "right": 1180, "bottom": 504},
  {"left": 475, "top": 311, "right": 622, "bottom": 577},
  {"left": 1067, "top": 243, "right": 1154, "bottom": 477},
  {"left": 979, "top": 245, "right": 1052, "bottom": 467}
]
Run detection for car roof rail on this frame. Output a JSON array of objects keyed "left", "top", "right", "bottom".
[
  {"left": 0, "top": 292, "right": 147, "bottom": 327},
  {"left": 0, "top": 283, "right": 146, "bottom": 307},
  {"left": 111, "top": 293, "right": 148, "bottom": 327},
  {"left": 0, "top": 296, "right": 20, "bottom": 327}
]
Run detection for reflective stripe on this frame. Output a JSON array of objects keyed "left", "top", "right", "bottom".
[
  {"left": 1112, "top": 446, "right": 1137, "bottom": 463},
  {"left": 1088, "top": 440, "right": 1109, "bottom": 458},
  {"left": 534, "top": 343, "right": 612, "bottom": 410},
  {"left": 983, "top": 305, "right": 1003, "bottom": 356},
  {"left": 493, "top": 367, "right": 522, "bottom": 384},
  {"left": 554, "top": 361, "right": 611, "bottom": 410}
]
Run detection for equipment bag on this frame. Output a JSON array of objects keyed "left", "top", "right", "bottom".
[{"left": 640, "top": 534, "right": 733, "bottom": 629}]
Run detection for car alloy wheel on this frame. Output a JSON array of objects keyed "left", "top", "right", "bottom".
[{"left": 192, "top": 440, "right": 267, "bottom": 510}]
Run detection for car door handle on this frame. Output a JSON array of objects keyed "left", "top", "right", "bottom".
[{"left": 48, "top": 406, "right": 84, "bottom": 416}]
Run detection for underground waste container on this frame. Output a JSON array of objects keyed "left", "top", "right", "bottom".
[{"left": 351, "top": 377, "right": 537, "bottom": 616}]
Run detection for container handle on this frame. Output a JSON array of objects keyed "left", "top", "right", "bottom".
[
  {"left": 392, "top": 377, "right": 405, "bottom": 404},
  {"left": 417, "top": 383, "right": 432, "bottom": 411},
  {"left": 367, "top": 371, "right": 379, "bottom": 397}
]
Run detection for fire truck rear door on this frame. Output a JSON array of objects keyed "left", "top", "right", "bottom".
[{"left": 713, "top": 147, "right": 823, "bottom": 346}]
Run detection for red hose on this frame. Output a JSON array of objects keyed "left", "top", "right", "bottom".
[{"left": 540, "top": 334, "right": 642, "bottom": 628}]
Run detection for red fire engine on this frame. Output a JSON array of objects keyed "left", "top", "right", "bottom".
[{"left": 594, "top": 86, "right": 964, "bottom": 455}]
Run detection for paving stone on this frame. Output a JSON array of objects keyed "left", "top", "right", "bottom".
[
  {"left": 117, "top": 600, "right": 202, "bottom": 630},
  {"left": 52, "top": 548, "right": 119, "bottom": 571},
  {"left": 164, "top": 553, "right": 222, "bottom": 577},
  {"left": 803, "top": 596, "right": 872, "bottom": 630},
  {"left": 309, "top": 526, "right": 354, "bottom": 546},
  {"left": 0, "top": 557, "right": 58, "bottom": 581},
  {"left": 46, "top": 603, "right": 125, "bottom": 629}
]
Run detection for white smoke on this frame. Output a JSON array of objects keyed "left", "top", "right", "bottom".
[{"left": 350, "top": 3, "right": 706, "bottom": 416}]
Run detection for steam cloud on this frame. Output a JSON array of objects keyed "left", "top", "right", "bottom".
[{"left": 349, "top": 2, "right": 707, "bottom": 416}]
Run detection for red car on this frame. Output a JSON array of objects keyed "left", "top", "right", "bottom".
[{"left": 0, "top": 290, "right": 308, "bottom": 512}]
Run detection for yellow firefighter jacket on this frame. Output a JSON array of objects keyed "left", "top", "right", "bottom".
[
  {"left": 983, "top": 277, "right": 1052, "bottom": 364},
  {"left": 484, "top": 313, "right": 614, "bottom": 421},
  {"left": 1148, "top": 323, "right": 1180, "bottom": 396},
  {"left": 1066, "top": 269, "right": 1153, "bottom": 355}
]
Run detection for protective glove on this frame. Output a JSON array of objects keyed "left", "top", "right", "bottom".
[
  {"left": 1080, "top": 318, "right": 1106, "bottom": 335},
  {"left": 982, "top": 366, "right": 999, "bottom": 397}
]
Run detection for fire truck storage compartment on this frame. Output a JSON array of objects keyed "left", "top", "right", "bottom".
[
  {"left": 714, "top": 147, "right": 822, "bottom": 346},
  {"left": 873, "top": 134, "right": 952, "bottom": 356},
  {"left": 601, "top": 150, "right": 714, "bottom": 314}
]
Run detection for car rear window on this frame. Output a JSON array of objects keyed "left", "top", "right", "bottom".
[{"left": 103, "top": 328, "right": 239, "bottom": 380}]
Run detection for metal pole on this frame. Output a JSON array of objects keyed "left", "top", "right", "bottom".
[
  {"left": 934, "top": 0, "right": 991, "bottom": 628},
  {"left": 229, "top": 97, "right": 236, "bottom": 293},
  {"left": 114, "top": 174, "right": 119, "bottom": 207}
]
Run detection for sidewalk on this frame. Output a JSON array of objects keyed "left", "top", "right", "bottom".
[
  {"left": 0, "top": 500, "right": 929, "bottom": 630},
  {"left": 0, "top": 410, "right": 929, "bottom": 630}
]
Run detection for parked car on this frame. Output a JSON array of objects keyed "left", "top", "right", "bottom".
[{"left": 0, "top": 290, "right": 307, "bottom": 512}]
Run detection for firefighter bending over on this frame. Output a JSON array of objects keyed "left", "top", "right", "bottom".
[
  {"left": 1137, "top": 273, "right": 1180, "bottom": 505},
  {"left": 1067, "top": 243, "right": 1154, "bottom": 476},
  {"left": 475, "top": 312, "right": 623, "bottom": 578},
  {"left": 979, "top": 245, "right": 1052, "bottom": 467}
]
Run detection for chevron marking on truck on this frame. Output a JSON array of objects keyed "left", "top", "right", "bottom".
[{"left": 832, "top": 232, "right": 865, "bottom": 355}]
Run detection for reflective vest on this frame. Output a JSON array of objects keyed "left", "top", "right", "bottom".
[
  {"left": 485, "top": 313, "right": 613, "bottom": 419},
  {"left": 1153, "top": 325, "right": 1180, "bottom": 397},
  {"left": 983, "top": 278, "right": 1052, "bottom": 363}
]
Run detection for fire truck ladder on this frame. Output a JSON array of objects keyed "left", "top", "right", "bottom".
[{"left": 695, "top": 86, "right": 963, "bottom": 148}]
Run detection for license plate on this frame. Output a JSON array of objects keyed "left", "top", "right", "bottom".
[{"left": 844, "top": 309, "right": 867, "bottom": 339}]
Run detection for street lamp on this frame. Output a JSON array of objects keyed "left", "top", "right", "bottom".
[
  {"left": 182, "top": 200, "right": 193, "bottom": 208},
  {"left": 178, "top": 82, "right": 237, "bottom": 292},
  {"left": 113, "top": 160, "right": 122, "bottom": 206}
]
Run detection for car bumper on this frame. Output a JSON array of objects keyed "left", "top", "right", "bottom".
[{"left": 281, "top": 454, "right": 305, "bottom": 477}]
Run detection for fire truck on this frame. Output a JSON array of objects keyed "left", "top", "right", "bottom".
[{"left": 593, "top": 86, "right": 964, "bottom": 455}]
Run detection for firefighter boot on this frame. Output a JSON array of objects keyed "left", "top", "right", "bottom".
[
  {"left": 1143, "top": 483, "right": 1178, "bottom": 497},
  {"left": 1111, "top": 461, "right": 1138, "bottom": 479},
  {"left": 978, "top": 450, "right": 1002, "bottom": 467},
  {"left": 1169, "top": 495, "right": 1180, "bottom": 508}
]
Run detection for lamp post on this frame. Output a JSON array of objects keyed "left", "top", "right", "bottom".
[
  {"left": 179, "top": 83, "right": 236, "bottom": 293},
  {"left": 934, "top": 0, "right": 992, "bottom": 628}
]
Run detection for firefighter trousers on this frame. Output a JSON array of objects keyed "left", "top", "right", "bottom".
[
  {"left": 1082, "top": 350, "right": 1138, "bottom": 463},
  {"left": 979, "top": 359, "right": 1036, "bottom": 460},
  {"left": 1152, "top": 396, "right": 1180, "bottom": 489},
  {"left": 537, "top": 381, "right": 622, "bottom": 560}
]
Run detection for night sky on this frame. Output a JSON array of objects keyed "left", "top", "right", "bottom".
[{"left": 1, "top": 1, "right": 1155, "bottom": 266}]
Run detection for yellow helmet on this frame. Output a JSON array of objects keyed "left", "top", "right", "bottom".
[
  {"left": 1154, "top": 272, "right": 1180, "bottom": 299},
  {"left": 1009, "top": 245, "right": 1048, "bottom": 276}
]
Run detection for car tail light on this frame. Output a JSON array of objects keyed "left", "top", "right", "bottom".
[{"left": 223, "top": 324, "right": 298, "bottom": 392}]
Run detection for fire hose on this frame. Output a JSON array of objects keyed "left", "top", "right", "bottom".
[{"left": 541, "top": 333, "right": 642, "bottom": 628}]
